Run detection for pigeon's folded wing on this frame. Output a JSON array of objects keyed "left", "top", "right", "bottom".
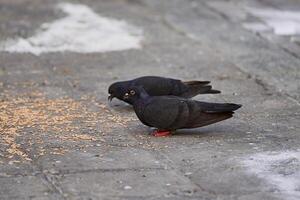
[
  {"left": 183, "top": 100, "right": 240, "bottom": 128},
  {"left": 142, "top": 97, "right": 188, "bottom": 129}
]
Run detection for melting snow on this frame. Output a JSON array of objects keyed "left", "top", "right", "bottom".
[
  {"left": 0, "top": 3, "right": 143, "bottom": 55},
  {"left": 245, "top": 8, "right": 300, "bottom": 36},
  {"left": 243, "top": 151, "right": 300, "bottom": 200}
]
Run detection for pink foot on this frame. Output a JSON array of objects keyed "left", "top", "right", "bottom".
[{"left": 152, "top": 130, "right": 172, "bottom": 137}]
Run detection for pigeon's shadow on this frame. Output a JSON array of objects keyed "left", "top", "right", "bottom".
[
  {"left": 174, "top": 129, "right": 214, "bottom": 137},
  {"left": 173, "top": 125, "right": 235, "bottom": 137}
]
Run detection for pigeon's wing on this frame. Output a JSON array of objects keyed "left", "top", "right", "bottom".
[
  {"left": 134, "top": 76, "right": 175, "bottom": 96},
  {"left": 184, "top": 111, "right": 234, "bottom": 128},
  {"left": 141, "top": 96, "right": 189, "bottom": 130},
  {"left": 183, "top": 100, "right": 241, "bottom": 128},
  {"left": 180, "top": 81, "right": 221, "bottom": 98},
  {"left": 195, "top": 101, "right": 242, "bottom": 113}
]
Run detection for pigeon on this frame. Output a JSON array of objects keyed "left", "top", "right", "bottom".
[
  {"left": 123, "top": 86, "right": 241, "bottom": 136},
  {"left": 108, "top": 76, "right": 220, "bottom": 105}
]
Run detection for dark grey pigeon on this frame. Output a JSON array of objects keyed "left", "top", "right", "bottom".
[
  {"left": 123, "top": 86, "right": 241, "bottom": 136},
  {"left": 108, "top": 76, "right": 220, "bottom": 105}
]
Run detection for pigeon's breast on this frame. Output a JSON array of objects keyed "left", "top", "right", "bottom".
[{"left": 133, "top": 100, "right": 152, "bottom": 127}]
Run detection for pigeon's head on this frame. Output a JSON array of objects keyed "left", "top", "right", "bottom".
[
  {"left": 123, "top": 86, "right": 148, "bottom": 103},
  {"left": 108, "top": 82, "right": 128, "bottom": 102}
]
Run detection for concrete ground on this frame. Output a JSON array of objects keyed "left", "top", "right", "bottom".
[{"left": 0, "top": 0, "right": 300, "bottom": 199}]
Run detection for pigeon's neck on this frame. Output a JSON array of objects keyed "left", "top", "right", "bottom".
[
  {"left": 133, "top": 96, "right": 149, "bottom": 118},
  {"left": 139, "top": 91, "right": 149, "bottom": 100},
  {"left": 133, "top": 92, "right": 150, "bottom": 107}
]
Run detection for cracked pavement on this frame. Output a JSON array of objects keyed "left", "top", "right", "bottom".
[{"left": 0, "top": 0, "right": 300, "bottom": 200}]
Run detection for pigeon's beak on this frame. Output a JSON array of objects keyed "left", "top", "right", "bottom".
[
  {"left": 108, "top": 94, "right": 114, "bottom": 102},
  {"left": 123, "top": 93, "right": 129, "bottom": 99}
]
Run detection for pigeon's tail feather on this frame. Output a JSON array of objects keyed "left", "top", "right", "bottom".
[
  {"left": 207, "top": 89, "right": 222, "bottom": 94},
  {"left": 199, "top": 102, "right": 242, "bottom": 113},
  {"left": 183, "top": 80, "right": 210, "bottom": 86},
  {"left": 185, "top": 112, "right": 233, "bottom": 128},
  {"left": 181, "top": 81, "right": 221, "bottom": 98}
]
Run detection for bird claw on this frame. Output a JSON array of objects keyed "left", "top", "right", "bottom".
[{"left": 152, "top": 130, "right": 172, "bottom": 137}]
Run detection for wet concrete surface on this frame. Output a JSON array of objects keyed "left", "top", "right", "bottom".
[{"left": 0, "top": 0, "right": 300, "bottom": 200}]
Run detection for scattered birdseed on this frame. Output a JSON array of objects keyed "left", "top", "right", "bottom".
[{"left": 0, "top": 89, "right": 135, "bottom": 162}]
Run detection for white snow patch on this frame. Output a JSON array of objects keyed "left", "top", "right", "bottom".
[
  {"left": 0, "top": 3, "right": 143, "bottom": 55},
  {"left": 245, "top": 8, "right": 300, "bottom": 35},
  {"left": 243, "top": 151, "right": 300, "bottom": 200}
]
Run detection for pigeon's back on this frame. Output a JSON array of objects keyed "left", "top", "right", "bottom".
[
  {"left": 133, "top": 76, "right": 181, "bottom": 96},
  {"left": 132, "top": 76, "right": 220, "bottom": 98}
]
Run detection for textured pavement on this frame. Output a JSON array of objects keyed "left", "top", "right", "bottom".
[{"left": 0, "top": 0, "right": 300, "bottom": 200}]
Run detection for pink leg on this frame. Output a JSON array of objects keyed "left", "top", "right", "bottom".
[{"left": 152, "top": 130, "right": 172, "bottom": 137}]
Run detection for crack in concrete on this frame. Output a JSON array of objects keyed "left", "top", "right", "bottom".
[
  {"left": 281, "top": 46, "right": 300, "bottom": 60},
  {"left": 160, "top": 16, "right": 195, "bottom": 40},
  {"left": 254, "top": 76, "right": 272, "bottom": 94},
  {"left": 200, "top": 0, "right": 231, "bottom": 22},
  {"left": 45, "top": 167, "right": 166, "bottom": 176},
  {"left": 108, "top": 193, "right": 208, "bottom": 199},
  {"left": 255, "top": 32, "right": 300, "bottom": 61},
  {"left": 40, "top": 173, "right": 67, "bottom": 200},
  {"left": 0, "top": 166, "right": 166, "bottom": 178}
]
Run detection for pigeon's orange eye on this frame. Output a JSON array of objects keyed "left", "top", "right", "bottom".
[{"left": 130, "top": 90, "right": 136, "bottom": 95}]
